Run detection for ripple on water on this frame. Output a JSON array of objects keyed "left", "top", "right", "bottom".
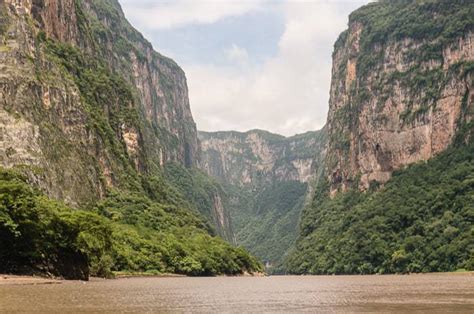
[{"left": 0, "top": 274, "right": 473, "bottom": 312}]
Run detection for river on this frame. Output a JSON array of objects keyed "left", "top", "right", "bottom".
[{"left": 1, "top": 274, "right": 473, "bottom": 312}]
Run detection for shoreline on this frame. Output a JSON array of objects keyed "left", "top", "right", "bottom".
[
  {"left": 0, "top": 274, "right": 62, "bottom": 286},
  {"left": 1, "top": 271, "right": 470, "bottom": 285},
  {"left": 0, "top": 271, "right": 267, "bottom": 285}
]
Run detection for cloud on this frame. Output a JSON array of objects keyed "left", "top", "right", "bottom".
[
  {"left": 184, "top": 1, "right": 368, "bottom": 136},
  {"left": 224, "top": 44, "right": 249, "bottom": 65},
  {"left": 120, "top": 0, "right": 264, "bottom": 30},
  {"left": 119, "top": 0, "right": 370, "bottom": 136}
]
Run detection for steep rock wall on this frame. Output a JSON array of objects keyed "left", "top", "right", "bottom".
[
  {"left": 325, "top": 1, "right": 473, "bottom": 195},
  {"left": 199, "top": 129, "right": 326, "bottom": 269},
  {"left": 287, "top": 1, "right": 473, "bottom": 275},
  {"left": 0, "top": 0, "right": 198, "bottom": 205},
  {"left": 199, "top": 129, "right": 326, "bottom": 186}
]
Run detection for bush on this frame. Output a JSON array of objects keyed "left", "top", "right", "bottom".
[
  {"left": 0, "top": 167, "right": 263, "bottom": 278},
  {"left": 286, "top": 142, "right": 474, "bottom": 274},
  {"left": 0, "top": 168, "right": 114, "bottom": 279}
]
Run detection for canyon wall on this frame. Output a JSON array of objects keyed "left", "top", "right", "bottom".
[
  {"left": 199, "top": 129, "right": 326, "bottom": 186},
  {"left": 286, "top": 0, "right": 473, "bottom": 275},
  {"left": 0, "top": 0, "right": 233, "bottom": 240},
  {"left": 325, "top": 1, "right": 472, "bottom": 195},
  {"left": 199, "top": 129, "right": 326, "bottom": 270}
]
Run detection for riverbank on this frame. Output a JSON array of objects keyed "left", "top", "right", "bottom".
[
  {"left": 0, "top": 274, "right": 62, "bottom": 285},
  {"left": 0, "top": 270, "right": 267, "bottom": 285},
  {"left": 113, "top": 271, "right": 187, "bottom": 279},
  {"left": 1, "top": 270, "right": 469, "bottom": 285}
]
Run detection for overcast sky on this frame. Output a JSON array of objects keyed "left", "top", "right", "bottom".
[{"left": 119, "top": 0, "right": 370, "bottom": 136}]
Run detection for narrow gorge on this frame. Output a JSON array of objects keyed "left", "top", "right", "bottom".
[
  {"left": 199, "top": 129, "right": 326, "bottom": 271},
  {"left": 199, "top": 0, "right": 473, "bottom": 274},
  {"left": 0, "top": 0, "right": 472, "bottom": 279}
]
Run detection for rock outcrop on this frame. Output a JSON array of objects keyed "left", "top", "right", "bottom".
[
  {"left": 325, "top": 1, "right": 473, "bottom": 195},
  {"left": 286, "top": 0, "right": 473, "bottom": 275},
  {"left": 199, "top": 129, "right": 326, "bottom": 186},
  {"left": 0, "top": 0, "right": 240, "bottom": 244},
  {"left": 0, "top": 0, "right": 198, "bottom": 206}
]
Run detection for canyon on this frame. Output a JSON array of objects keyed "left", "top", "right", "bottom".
[
  {"left": 199, "top": 129, "right": 326, "bottom": 269},
  {"left": 0, "top": 0, "right": 472, "bottom": 277}
]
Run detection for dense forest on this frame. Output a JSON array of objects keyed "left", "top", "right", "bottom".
[
  {"left": 0, "top": 0, "right": 263, "bottom": 279},
  {"left": 1, "top": 0, "right": 472, "bottom": 280},
  {"left": 227, "top": 181, "right": 308, "bottom": 273},
  {"left": 286, "top": 139, "right": 473, "bottom": 274},
  {"left": 0, "top": 167, "right": 262, "bottom": 279},
  {"left": 285, "top": 0, "right": 473, "bottom": 274},
  {"left": 198, "top": 130, "right": 326, "bottom": 272}
]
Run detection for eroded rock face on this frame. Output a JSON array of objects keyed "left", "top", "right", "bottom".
[
  {"left": 198, "top": 129, "right": 327, "bottom": 266},
  {"left": 326, "top": 14, "right": 473, "bottom": 195},
  {"left": 199, "top": 129, "right": 326, "bottom": 186},
  {"left": 0, "top": 0, "right": 198, "bottom": 205},
  {"left": 210, "top": 192, "right": 235, "bottom": 243}
]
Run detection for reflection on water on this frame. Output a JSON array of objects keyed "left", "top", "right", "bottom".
[{"left": 0, "top": 274, "right": 473, "bottom": 312}]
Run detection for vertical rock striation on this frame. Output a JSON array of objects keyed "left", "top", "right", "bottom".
[
  {"left": 199, "top": 129, "right": 326, "bottom": 186},
  {"left": 287, "top": 0, "right": 473, "bottom": 275},
  {"left": 325, "top": 1, "right": 473, "bottom": 195},
  {"left": 0, "top": 0, "right": 198, "bottom": 205},
  {"left": 199, "top": 129, "right": 326, "bottom": 269}
]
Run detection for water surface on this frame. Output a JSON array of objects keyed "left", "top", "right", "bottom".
[{"left": 1, "top": 274, "right": 473, "bottom": 312}]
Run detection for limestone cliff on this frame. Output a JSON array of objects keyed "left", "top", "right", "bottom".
[
  {"left": 0, "top": 0, "right": 198, "bottom": 206},
  {"left": 325, "top": 1, "right": 473, "bottom": 195},
  {"left": 286, "top": 0, "right": 474, "bottom": 275},
  {"left": 199, "top": 129, "right": 326, "bottom": 186},
  {"left": 0, "top": 0, "right": 237, "bottom": 242},
  {"left": 199, "top": 129, "right": 326, "bottom": 269}
]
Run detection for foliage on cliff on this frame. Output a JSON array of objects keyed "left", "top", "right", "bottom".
[
  {"left": 199, "top": 129, "right": 326, "bottom": 272},
  {"left": 0, "top": 1, "right": 8, "bottom": 36},
  {"left": 228, "top": 181, "right": 308, "bottom": 273},
  {"left": 287, "top": 0, "right": 473, "bottom": 275},
  {"left": 0, "top": 167, "right": 262, "bottom": 278},
  {"left": 163, "top": 163, "right": 234, "bottom": 241},
  {"left": 0, "top": 0, "right": 263, "bottom": 278},
  {"left": 286, "top": 141, "right": 474, "bottom": 274},
  {"left": 348, "top": 0, "right": 473, "bottom": 77}
]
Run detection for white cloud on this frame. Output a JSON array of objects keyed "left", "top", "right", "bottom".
[
  {"left": 119, "top": 0, "right": 370, "bottom": 136},
  {"left": 185, "top": 1, "right": 368, "bottom": 136},
  {"left": 224, "top": 44, "right": 249, "bottom": 65},
  {"left": 120, "top": 0, "right": 264, "bottom": 30}
]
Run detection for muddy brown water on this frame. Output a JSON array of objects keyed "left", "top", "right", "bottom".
[{"left": 0, "top": 274, "right": 473, "bottom": 313}]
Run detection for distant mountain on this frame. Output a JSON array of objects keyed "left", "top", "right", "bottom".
[{"left": 199, "top": 129, "right": 326, "bottom": 271}]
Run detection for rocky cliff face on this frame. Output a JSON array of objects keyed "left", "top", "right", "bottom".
[
  {"left": 0, "top": 0, "right": 236, "bottom": 242},
  {"left": 0, "top": 0, "right": 198, "bottom": 205},
  {"left": 285, "top": 0, "right": 473, "bottom": 275},
  {"left": 199, "top": 129, "right": 326, "bottom": 269},
  {"left": 199, "top": 129, "right": 326, "bottom": 187},
  {"left": 325, "top": 1, "right": 473, "bottom": 195}
]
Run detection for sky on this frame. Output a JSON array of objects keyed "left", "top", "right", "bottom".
[{"left": 119, "top": 0, "right": 371, "bottom": 136}]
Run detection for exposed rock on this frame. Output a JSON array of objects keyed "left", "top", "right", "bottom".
[
  {"left": 199, "top": 129, "right": 326, "bottom": 186},
  {"left": 210, "top": 192, "right": 235, "bottom": 243},
  {"left": 199, "top": 129, "right": 327, "bottom": 267},
  {"left": 325, "top": 3, "right": 473, "bottom": 195},
  {"left": 0, "top": 0, "right": 198, "bottom": 205}
]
